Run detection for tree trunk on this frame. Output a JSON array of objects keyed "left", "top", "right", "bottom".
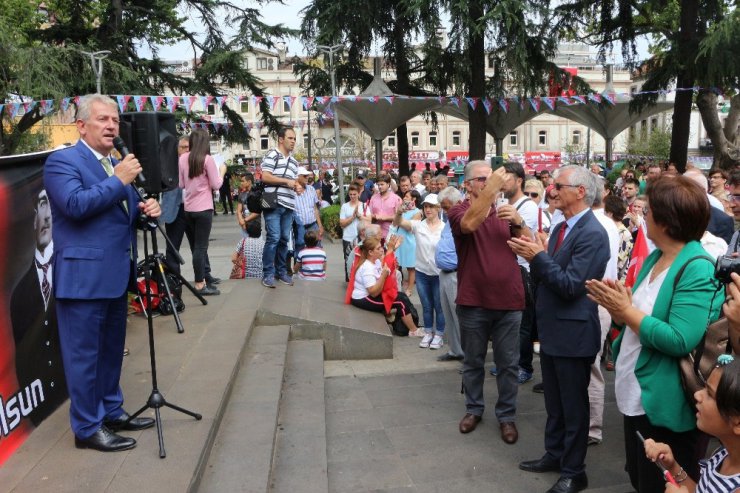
[
  {"left": 696, "top": 90, "right": 740, "bottom": 169},
  {"left": 467, "top": 1, "right": 486, "bottom": 161},
  {"left": 669, "top": 0, "right": 699, "bottom": 173},
  {"left": 393, "top": 11, "right": 411, "bottom": 177}
]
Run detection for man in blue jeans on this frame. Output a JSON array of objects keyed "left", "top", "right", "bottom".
[{"left": 261, "top": 127, "right": 298, "bottom": 288}]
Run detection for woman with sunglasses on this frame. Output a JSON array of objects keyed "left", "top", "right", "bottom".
[
  {"left": 524, "top": 178, "right": 551, "bottom": 235},
  {"left": 585, "top": 176, "right": 723, "bottom": 492}
]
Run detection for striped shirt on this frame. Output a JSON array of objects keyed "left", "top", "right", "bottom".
[
  {"left": 697, "top": 448, "right": 740, "bottom": 492},
  {"left": 261, "top": 148, "right": 298, "bottom": 210},
  {"left": 296, "top": 247, "right": 326, "bottom": 281},
  {"left": 295, "top": 186, "right": 319, "bottom": 225}
]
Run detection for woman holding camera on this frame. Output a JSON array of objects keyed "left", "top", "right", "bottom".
[{"left": 585, "top": 176, "right": 723, "bottom": 492}]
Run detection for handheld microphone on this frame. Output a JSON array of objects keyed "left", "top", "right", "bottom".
[{"left": 112, "top": 136, "right": 146, "bottom": 184}]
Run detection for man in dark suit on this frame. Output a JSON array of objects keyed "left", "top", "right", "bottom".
[
  {"left": 10, "top": 188, "right": 67, "bottom": 425},
  {"left": 44, "top": 94, "right": 159, "bottom": 452},
  {"left": 509, "top": 165, "right": 609, "bottom": 493}
]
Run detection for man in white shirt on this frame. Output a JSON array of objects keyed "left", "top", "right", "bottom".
[{"left": 587, "top": 176, "right": 621, "bottom": 445}]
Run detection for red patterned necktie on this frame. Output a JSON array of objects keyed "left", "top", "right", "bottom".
[
  {"left": 553, "top": 223, "right": 567, "bottom": 253},
  {"left": 36, "top": 259, "right": 51, "bottom": 308}
]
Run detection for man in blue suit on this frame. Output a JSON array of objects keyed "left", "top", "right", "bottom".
[
  {"left": 44, "top": 94, "right": 159, "bottom": 452},
  {"left": 509, "top": 166, "right": 609, "bottom": 493}
]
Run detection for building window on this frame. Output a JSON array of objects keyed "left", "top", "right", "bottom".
[
  {"left": 257, "top": 57, "right": 268, "bottom": 70},
  {"left": 538, "top": 130, "right": 547, "bottom": 146},
  {"left": 303, "top": 135, "right": 310, "bottom": 149},
  {"left": 240, "top": 101, "right": 249, "bottom": 113},
  {"left": 411, "top": 131, "right": 420, "bottom": 147},
  {"left": 509, "top": 131, "right": 518, "bottom": 147},
  {"left": 260, "top": 135, "right": 269, "bottom": 150},
  {"left": 283, "top": 99, "right": 291, "bottom": 113},
  {"left": 572, "top": 130, "right": 581, "bottom": 145},
  {"left": 429, "top": 131, "right": 437, "bottom": 147},
  {"left": 207, "top": 104, "right": 216, "bottom": 115},
  {"left": 651, "top": 118, "right": 658, "bottom": 130},
  {"left": 452, "top": 130, "right": 461, "bottom": 146},
  {"left": 387, "top": 131, "right": 396, "bottom": 147},
  {"left": 487, "top": 54, "right": 495, "bottom": 69}
]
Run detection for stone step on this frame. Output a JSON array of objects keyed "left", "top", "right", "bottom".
[
  {"left": 197, "top": 325, "right": 291, "bottom": 493},
  {"left": 269, "top": 340, "right": 328, "bottom": 493}
]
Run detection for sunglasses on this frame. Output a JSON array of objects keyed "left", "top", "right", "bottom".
[
  {"left": 554, "top": 183, "right": 580, "bottom": 191},
  {"left": 467, "top": 176, "right": 487, "bottom": 183},
  {"left": 524, "top": 192, "right": 539, "bottom": 198}
]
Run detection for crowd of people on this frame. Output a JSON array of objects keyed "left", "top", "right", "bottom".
[
  {"left": 179, "top": 128, "right": 739, "bottom": 492},
  {"left": 41, "top": 97, "right": 739, "bottom": 493}
]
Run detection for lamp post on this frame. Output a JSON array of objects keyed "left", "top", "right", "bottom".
[
  {"left": 317, "top": 44, "right": 344, "bottom": 205},
  {"left": 79, "top": 50, "right": 112, "bottom": 94},
  {"left": 314, "top": 137, "right": 326, "bottom": 173}
]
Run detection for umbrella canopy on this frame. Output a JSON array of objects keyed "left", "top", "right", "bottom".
[{"left": 438, "top": 103, "right": 543, "bottom": 146}]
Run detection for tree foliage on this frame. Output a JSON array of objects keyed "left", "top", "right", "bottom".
[
  {"left": 553, "top": 0, "right": 738, "bottom": 170},
  {"left": 0, "top": 0, "right": 295, "bottom": 155},
  {"left": 626, "top": 125, "right": 672, "bottom": 160}
]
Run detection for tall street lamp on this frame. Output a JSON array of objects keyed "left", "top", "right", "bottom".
[
  {"left": 79, "top": 50, "right": 112, "bottom": 94},
  {"left": 317, "top": 44, "right": 344, "bottom": 205}
]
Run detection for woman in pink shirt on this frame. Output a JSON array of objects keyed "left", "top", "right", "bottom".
[{"left": 178, "top": 130, "right": 226, "bottom": 295}]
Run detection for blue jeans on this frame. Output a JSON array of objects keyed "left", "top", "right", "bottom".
[
  {"left": 457, "top": 306, "right": 521, "bottom": 421},
  {"left": 294, "top": 218, "right": 320, "bottom": 255},
  {"left": 262, "top": 205, "right": 293, "bottom": 279},
  {"left": 415, "top": 270, "right": 445, "bottom": 334}
]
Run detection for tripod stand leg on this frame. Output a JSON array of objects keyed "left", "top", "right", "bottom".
[
  {"left": 153, "top": 258, "right": 185, "bottom": 333},
  {"left": 163, "top": 401, "right": 203, "bottom": 420},
  {"left": 155, "top": 407, "right": 166, "bottom": 458}
]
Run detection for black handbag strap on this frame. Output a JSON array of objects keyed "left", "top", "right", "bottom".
[{"left": 672, "top": 255, "right": 728, "bottom": 372}]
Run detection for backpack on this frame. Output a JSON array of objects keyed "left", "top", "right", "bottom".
[{"left": 390, "top": 303, "right": 419, "bottom": 337}]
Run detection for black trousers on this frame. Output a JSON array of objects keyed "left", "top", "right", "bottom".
[{"left": 351, "top": 292, "right": 413, "bottom": 317}]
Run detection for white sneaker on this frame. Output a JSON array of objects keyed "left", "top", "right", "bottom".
[
  {"left": 419, "top": 333, "right": 433, "bottom": 348},
  {"left": 430, "top": 335, "right": 444, "bottom": 349}
]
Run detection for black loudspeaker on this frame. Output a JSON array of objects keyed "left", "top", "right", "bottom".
[{"left": 119, "top": 112, "right": 179, "bottom": 194}]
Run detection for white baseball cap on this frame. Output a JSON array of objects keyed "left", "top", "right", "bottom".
[
  {"left": 422, "top": 194, "right": 439, "bottom": 206},
  {"left": 297, "top": 167, "right": 312, "bottom": 176}
]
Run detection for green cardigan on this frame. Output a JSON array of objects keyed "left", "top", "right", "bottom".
[{"left": 613, "top": 240, "right": 722, "bottom": 432}]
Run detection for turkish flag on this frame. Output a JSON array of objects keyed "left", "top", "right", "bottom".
[{"left": 625, "top": 225, "right": 649, "bottom": 288}]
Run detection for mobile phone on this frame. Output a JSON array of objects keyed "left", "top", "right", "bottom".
[{"left": 491, "top": 156, "right": 504, "bottom": 171}]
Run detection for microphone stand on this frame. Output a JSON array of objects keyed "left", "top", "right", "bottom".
[{"left": 126, "top": 183, "right": 202, "bottom": 458}]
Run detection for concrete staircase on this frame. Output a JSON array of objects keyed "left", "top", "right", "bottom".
[{"left": 198, "top": 329, "right": 329, "bottom": 493}]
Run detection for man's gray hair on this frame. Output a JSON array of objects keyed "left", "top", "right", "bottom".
[
  {"left": 559, "top": 165, "right": 598, "bottom": 206},
  {"left": 464, "top": 160, "right": 489, "bottom": 181},
  {"left": 438, "top": 185, "right": 462, "bottom": 205},
  {"left": 364, "top": 223, "right": 381, "bottom": 240},
  {"left": 76, "top": 94, "right": 118, "bottom": 122},
  {"left": 591, "top": 175, "right": 606, "bottom": 207},
  {"left": 684, "top": 168, "right": 709, "bottom": 192}
]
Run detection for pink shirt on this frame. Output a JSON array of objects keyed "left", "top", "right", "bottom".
[
  {"left": 369, "top": 192, "right": 401, "bottom": 238},
  {"left": 178, "top": 153, "right": 223, "bottom": 212}
]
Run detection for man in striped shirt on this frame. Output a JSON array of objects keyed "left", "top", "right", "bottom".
[
  {"left": 261, "top": 126, "right": 298, "bottom": 288},
  {"left": 294, "top": 167, "right": 324, "bottom": 254}
]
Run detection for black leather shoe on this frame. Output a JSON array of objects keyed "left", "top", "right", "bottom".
[
  {"left": 104, "top": 412, "right": 155, "bottom": 432},
  {"left": 519, "top": 456, "right": 561, "bottom": 473},
  {"left": 437, "top": 353, "right": 464, "bottom": 362},
  {"left": 206, "top": 276, "right": 221, "bottom": 285},
  {"left": 533, "top": 382, "right": 544, "bottom": 393},
  {"left": 75, "top": 426, "right": 136, "bottom": 452},
  {"left": 546, "top": 474, "right": 588, "bottom": 493}
]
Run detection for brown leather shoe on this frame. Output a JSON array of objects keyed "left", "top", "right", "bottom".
[
  {"left": 500, "top": 421, "right": 519, "bottom": 444},
  {"left": 459, "top": 413, "right": 482, "bottom": 433}
]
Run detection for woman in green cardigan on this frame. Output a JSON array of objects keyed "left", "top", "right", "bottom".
[{"left": 586, "top": 176, "right": 723, "bottom": 493}]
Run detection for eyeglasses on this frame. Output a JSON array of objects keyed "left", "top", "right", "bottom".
[
  {"left": 467, "top": 176, "right": 487, "bottom": 183},
  {"left": 524, "top": 192, "right": 539, "bottom": 198},
  {"left": 554, "top": 183, "right": 580, "bottom": 191},
  {"left": 732, "top": 194, "right": 740, "bottom": 202}
]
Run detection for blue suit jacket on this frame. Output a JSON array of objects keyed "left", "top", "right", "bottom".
[
  {"left": 44, "top": 141, "right": 139, "bottom": 300},
  {"left": 529, "top": 209, "right": 610, "bottom": 358}
]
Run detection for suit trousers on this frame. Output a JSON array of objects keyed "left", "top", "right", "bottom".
[
  {"left": 540, "top": 351, "right": 593, "bottom": 478},
  {"left": 439, "top": 271, "right": 463, "bottom": 357},
  {"left": 56, "top": 295, "right": 127, "bottom": 438},
  {"left": 458, "top": 306, "right": 521, "bottom": 421}
]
